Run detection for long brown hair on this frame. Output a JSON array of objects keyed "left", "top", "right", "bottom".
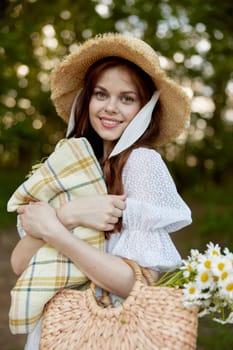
[{"left": 70, "top": 57, "right": 161, "bottom": 233}]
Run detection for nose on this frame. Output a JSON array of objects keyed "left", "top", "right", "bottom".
[{"left": 104, "top": 97, "right": 118, "bottom": 114}]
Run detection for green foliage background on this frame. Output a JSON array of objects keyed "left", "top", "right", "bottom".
[{"left": 0, "top": 0, "right": 232, "bottom": 349}]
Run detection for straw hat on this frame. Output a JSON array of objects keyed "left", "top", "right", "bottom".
[{"left": 51, "top": 33, "right": 190, "bottom": 145}]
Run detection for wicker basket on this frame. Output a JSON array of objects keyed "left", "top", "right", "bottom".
[{"left": 40, "top": 260, "right": 198, "bottom": 350}]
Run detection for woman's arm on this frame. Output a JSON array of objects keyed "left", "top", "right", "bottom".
[
  {"left": 11, "top": 235, "right": 44, "bottom": 275},
  {"left": 11, "top": 194, "right": 126, "bottom": 277},
  {"left": 17, "top": 201, "right": 134, "bottom": 298},
  {"left": 56, "top": 194, "right": 126, "bottom": 231}
]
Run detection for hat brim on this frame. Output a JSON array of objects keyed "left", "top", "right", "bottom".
[{"left": 51, "top": 33, "right": 190, "bottom": 145}]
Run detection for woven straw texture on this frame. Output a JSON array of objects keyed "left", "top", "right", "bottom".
[
  {"left": 50, "top": 33, "right": 191, "bottom": 146},
  {"left": 40, "top": 260, "right": 198, "bottom": 350}
]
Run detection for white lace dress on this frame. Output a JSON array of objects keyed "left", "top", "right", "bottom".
[{"left": 24, "top": 147, "right": 192, "bottom": 349}]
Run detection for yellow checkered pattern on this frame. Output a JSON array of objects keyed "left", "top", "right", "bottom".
[{"left": 7, "top": 137, "right": 107, "bottom": 334}]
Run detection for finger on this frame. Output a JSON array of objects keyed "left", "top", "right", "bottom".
[
  {"left": 104, "top": 224, "right": 115, "bottom": 232},
  {"left": 112, "top": 208, "right": 123, "bottom": 218},
  {"left": 108, "top": 216, "right": 119, "bottom": 224},
  {"left": 114, "top": 199, "right": 126, "bottom": 210},
  {"left": 17, "top": 206, "right": 25, "bottom": 214}
]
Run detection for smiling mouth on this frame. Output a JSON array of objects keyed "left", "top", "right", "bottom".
[{"left": 100, "top": 117, "right": 122, "bottom": 127}]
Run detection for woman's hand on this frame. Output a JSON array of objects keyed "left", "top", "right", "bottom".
[
  {"left": 56, "top": 194, "right": 126, "bottom": 232},
  {"left": 16, "top": 197, "right": 135, "bottom": 298},
  {"left": 13, "top": 202, "right": 62, "bottom": 274},
  {"left": 17, "top": 202, "right": 64, "bottom": 241}
]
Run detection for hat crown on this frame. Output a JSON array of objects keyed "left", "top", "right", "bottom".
[{"left": 84, "top": 33, "right": 160, "bottom": 64}]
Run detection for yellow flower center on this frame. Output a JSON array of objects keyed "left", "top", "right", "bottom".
[
  {"left": 187, "top": 265, "right": 192, "bottom": 272},
  {"left": 221, "top": 272, "right": 228, "bottom": 280},
  {"left": 189, "top": 286, "right": 196, "bottom": 294},
  {"left": 212, "top": 250, "right": 219, "bottom": 256},
  {"left": 204, "top": 260, "right": 211, "bottom": 269},
  {"left": 226, "top": 283, "right": 233, "bottom": 292},
  {"left": 201, "top": 272, "right": 209, "bottom": 283},
  {"left": 212, "top": 249, "right": 219, "bottom": 255},
  {"left": 218, "top": 262, "right": 225, "bottom": 271},
  {"left": 213, "top": 276, "right": 219, "bottom": 282}
]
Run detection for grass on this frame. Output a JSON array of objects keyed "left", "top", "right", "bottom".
[{"left": 197, "top": 318, "right": 233, "bottom": 350}]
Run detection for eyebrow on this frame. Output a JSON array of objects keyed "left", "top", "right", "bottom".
[{"left": 94, "top": 85, "right": 138, "bottom": 95}]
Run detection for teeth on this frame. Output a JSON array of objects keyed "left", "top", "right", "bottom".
[{"left": 102, "top": 119, "right": 120, "bottom": 125}]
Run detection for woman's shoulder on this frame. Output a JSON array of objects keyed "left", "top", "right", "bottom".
[
  {"left": 123, "top": 147, "right": 173, "bottom": 185},
  {"left": 125, "top": 147, "right": 163, "bottom": 168}
]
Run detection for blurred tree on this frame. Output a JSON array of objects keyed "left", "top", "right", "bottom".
[
  {"left": 0, "top": 0, "right": 232, "bottom": 187},
  {"left": 0, "top": 0, "right": 8, "bottom": 18}
]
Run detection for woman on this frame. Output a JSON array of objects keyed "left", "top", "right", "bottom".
[{"left": 11, "top": 33, "right": 192, "bottom": 349}]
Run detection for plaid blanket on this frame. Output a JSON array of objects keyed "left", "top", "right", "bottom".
[{"left": 7, "top": 137, "right": 107, "bottom": 334}]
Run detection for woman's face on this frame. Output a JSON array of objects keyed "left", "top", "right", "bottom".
[{"left": 89, "top": 66, "right": 142, "bottom": 156}]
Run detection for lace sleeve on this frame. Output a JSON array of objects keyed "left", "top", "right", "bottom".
[
  {"left": 122, "top": 147, "right": 192, "bottom": 232},
  {"left": 108, "top": 148, "right": 192, "bottom": 271}
]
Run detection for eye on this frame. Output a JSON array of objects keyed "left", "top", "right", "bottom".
[
  {"left": 93, "top": 90, "right": 107, "bottom": 100},
  {"left": 121, "top": 95, "right": 135, "bottom": 103}
]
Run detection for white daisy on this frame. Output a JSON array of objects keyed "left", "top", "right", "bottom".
[
  {"left": 212, "top": 256, "right": 232, "bottom": 278},
  {"left": 180, "top": 258, "right": 197, "bottom": 278},
  {"left": 223, "top": 247, "right": 233, "bottom": 259},
  {"left": 223, "top": 247, "right": 233, "bottom": 268},
  {"left": 219, "top": 276, "right": 233, "bottom": 301},
  {"left": 183, "top": 281, "right": 201, "bottom": 302},
  {"left": 205, "top": 242, "right": 221, "bottom": 257},
  {"left": 197, "top": 254, "right": 216, "bottom": 271},
  {"left": 195, "top": 268, "right": 215, "bottom": 291},
  {"left": 190, "top": 248, "right": 201, "bottom": 260},
  {"left": 156, "top": 241, "right": 233, "bottom": 324}
]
